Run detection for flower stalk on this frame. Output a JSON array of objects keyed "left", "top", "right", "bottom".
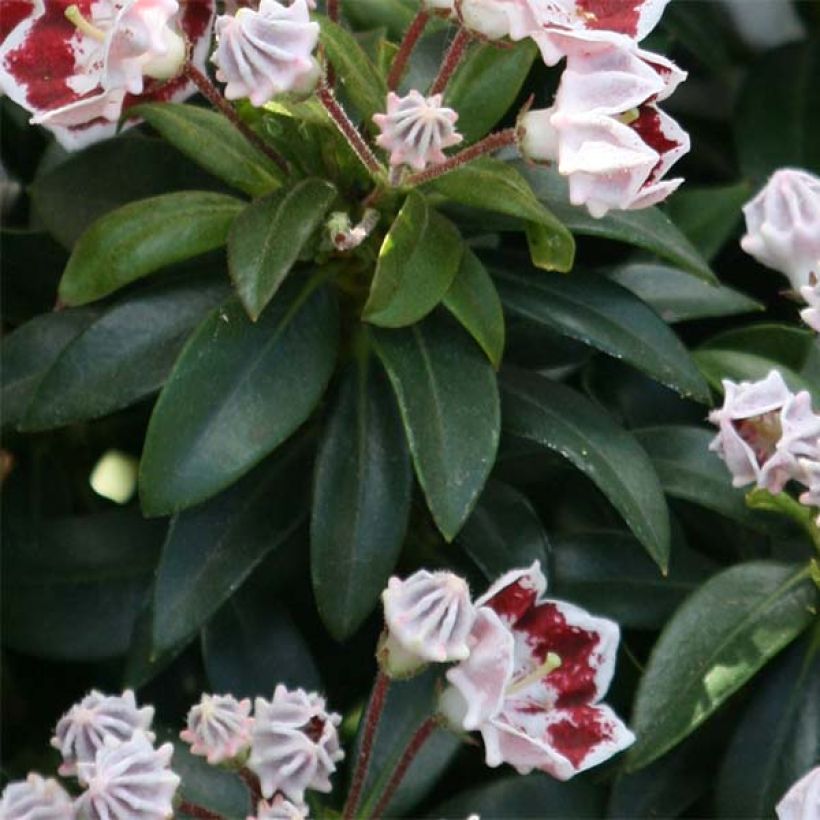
[
  {"left": 387, "top": 10, "right": 430, "bottom": 91},
  {"left": 430, "top": 27, "right": 472, "bottom": 95}
]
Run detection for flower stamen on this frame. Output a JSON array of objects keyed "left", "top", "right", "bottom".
[
  {"left": 64, "top": 5, "right": 106, "bottom": 42},
  {"left": 505, "top": 652, "right": 562, "bottom": 696}
]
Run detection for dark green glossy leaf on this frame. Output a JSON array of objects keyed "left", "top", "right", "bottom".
[
  {"left": 133, "top": 103, "right": 284, "bottom": 196},
  {"left": 0, "top": 230, "right": 65, "bottom": 323},
  {"left": 140, "top": 279, "right": 338, "bottom": 515},
  {"left": 627, "top": 562, "right": 817, "bottom": 771},
  {"left": 343, "top": 0, "right": 416, "bottom": 39},
  {"left": 495, "top": 267, "right": 709, "bottom": 401},
  {"left": 701, "top": 323, "right": 816, "bottom": 371},
  {"left": 311, "top": 354, "right": 412, "bottom": 641},
  {"left": 58, "top": 192, "right": 244, "bottom": 306},
  {"left": 21, "top": 278, "right": 228, "bottom": 430},
  {"left": 442, "top": 249, "right": 505, "bottom": 367},
  {"left": 660, "top": 1, "right": 733, "bottom": 74},
  {"left": 228, "top": 178, "right": 337, "bottom": 320},
  {"left": 371, "top": 311, "right": 500, "bottom": 541},
  {"left": 501, "top": 369, "right": 670, "bottom": 571},
  {"left": 364, "top": 191, "right": 463, "bottom": 327}
]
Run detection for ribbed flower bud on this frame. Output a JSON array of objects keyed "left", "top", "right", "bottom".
[
  {"left": 800, "top": 275, "right": 820, "bottom": 333},
  {"left": 248, "top": 686, "right": 344, "bottom": 803},
  {"left": 249, "top": 795, "right": 309, "bottom": 819},
  {"left": 0, "top": 774, "right": 74, "bottom": 820},
  {"left": 180, "top": 693, "right": 254, "bottom": 765},
  {"left": 51, "top": 689, "right": 154, "bottom": 779}
]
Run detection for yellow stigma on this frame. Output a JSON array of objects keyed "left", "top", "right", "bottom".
[
  {"left": 617, "top": 108, "right": 641, "bottom": 126},
  {"left": 506, "top": 652, "right": 562, "bottom": 696},
  {"left": 65, "top": 5, "right": 106, "bottom": 41}
]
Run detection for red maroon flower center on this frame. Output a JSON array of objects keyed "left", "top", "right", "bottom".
[
  {"left": 303, "top": 715, "right": 326, "bottom": 743},
  {"left": 734, "top": 411, "right": 783, "bottom": 466}
]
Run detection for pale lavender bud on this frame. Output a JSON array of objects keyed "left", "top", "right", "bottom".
[
  {"left": 0, "top": 773, "right": 74, "bottom": 820},
  {"left": 800, "top": 274, "right": 820, "bottom": 333},
  {"left": 776, "top": 766, "right": 820, "bottom": 820},
  {"left": 51, "top": 689, "right": 154, "bottom": 779},
  {"left": 248, "top": 686, "right": 344, "bottom": 803},
  {"left": 180, "top": 694, "right": 254, "bottom": 765},
  {"left": 248, "top": 795, "right": 309, "bottom": 820}
]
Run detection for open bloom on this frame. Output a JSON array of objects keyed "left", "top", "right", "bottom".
[
  {"left": 776, "top": 766, "right": 820, "bottom": 820},
  {"left": 740, "top": 169, "right": 820, "bottom": 291},
  {"left": 180, "top": 693, "right": 254, "bottom": 765},
  {"left": 797, "top": 459, "right": 820, "bottom": 521},
  {"left": 373, "top": 91, "right": 462, "bottom": 171},
  {"left": 380, "top": 568, "right": 477, "bottom": 676},
  {"left": 51, "top": 689, "right": 155, "bottom": 779},
  {"left": 249, "top": 795, "right": 309, "bottom": 820},
  {"left": 800, "top": 274, "right": 820, "bottom": 333},
  {"left": 0, "top": 773, "right": 74, "bottom": 820},
  {"left": 519, "top": 34, "right": 688, "bottom": 217},
  {"left": 708, "top": 371, "right": 820, "bottom": 492},
  {"left": 0, "top": 0, "right": 214, "bottom": 149},
  {"left": 248, "top": 685, "right": 344, "bottom": 804},
  {"left": 440, "top": 562, "right": 634, "bottom": 780},
  {"left": 75, "top": 732, "right": 180, "bottom": 819},
  {"left": 211, "top": 0, "right": 319, "bottom": 107}
]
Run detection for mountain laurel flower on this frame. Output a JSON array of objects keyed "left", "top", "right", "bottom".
[
  {"left": 249, "top": 795, "right": 309, "bottom": 820},
  {"left": 740, "top": 168, "right": 820, "bottom": 291},
  {"left": 51, "top": 689, "right": 155, "bottom": 779},
  {"left": 248, "top": 685, "right": 344, "bottom": 804},
  {"left": 797, "top": 460, "right": 820, "bottom": 523},
  {"left": 0, "top": 773, "right": 74, "bottom": 820},
  {"left": 373, "top": 91, "right": 463, "bottom": 171},
  {"left": 0, "top": 0, "right": 213, "bottom": 149},
  {"left": 380, "top": 568, "right": 477, "bottom": 677},
  {"left": 456, "top": 0, "right": 544, "bottom": 42},
  {"left": 800, "top": 275, "right": 820, "bottom": 332},
  {"left": 708, "top": 370, "right": 820, "bottom": 492},
  {"left": 439, "top": 562, "right": 635, "bottom": 780},
  {"left": 75, "top": 732, "right": 180, "bottom": 820},
  {"left": 776, "top": 766, "right": 820, "bottom": 820},
  {"left": 519, "top": 35, "right": 688, "bottom": 217},
  {"left": 180, "top": 693, "right": 254, "bottom": 765},
  {"left": 211, "top": 0, "right": 320, "bottom": 107}
]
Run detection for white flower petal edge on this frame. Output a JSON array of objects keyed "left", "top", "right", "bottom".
[
  {"left": 776, "top": 766, "right": 820, "bottom": 820},
  {"left": 0, "top": 773, "right": 74, "bottom": 820}
]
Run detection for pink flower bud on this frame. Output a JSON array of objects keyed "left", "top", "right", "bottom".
[
  {"left": 373, "top": 91, "right": 463, "bottom": 171},
  {"left": 211, "top": 0, "right": 320, "bottom": 107},
  {"left": 248, "top": 685, "right": 344, "bottom": 804},
  {"left": 457, "top": 0, "right": 543, "bottom": 41},
  {"left": 776, "top": 766, "right": 820, "bottom": 820},
  {"left": 248, "top": 795, "right": 309, "bottom": 820},
  {"left": 180, "top": 694, "right": 254, "bottom": 765},
  {"left": 740, "top": 169, "right": 820, "bottom": 291},
  {"left": 1, "top": 774, "right": 74, "bottom": 820},
  {"left": 51, "top": 689, "right": 155, "bottom": 780},
  {"left": 75, "top": 732, "right": 179, "bottom": 819},
  {"left": 800, "top": 275, "right": 820, "bottom": 333}
]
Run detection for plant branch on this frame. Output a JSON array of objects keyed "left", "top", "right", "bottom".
[
  {"left": 387, "top": 10, "right": 430, "bottom": 91},
  {"left": 429, "top": 27, "right": 471, "bottom": 96},
  {"left": 342, "top": 669, "right": 390, "bottom": 820},
  {"left": 327, "top": 0, "right": 340, "bottom": 21},
  {"left": 182, "top": 62, "right": 290, "bottom": 175},
  {"left": 238, "top": 767, "right": 264, "bottom": 804}
]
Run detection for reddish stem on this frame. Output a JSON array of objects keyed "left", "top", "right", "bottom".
[
  {"left": 316, "top": 82, "right": 384, "bottom": 176},
  {"left": 182, "top": 62, "right": 290, "bottom": 175},
  {"left": 177, "top": 800, "right": 224, "bottom": 819},
  {"left": 387, "top": 10, "right": 431, "bottom": 91},
  {"left": 405, "top": 127, "right": 517, "bottom": 186},
  {"left": 342, "top": 669, "right": 390, "bottom": 820},
  {"left": 238, "top": 767, "right": 264, "bottom": 805},
  {"left": 327, "top": 0, "right": 339, "bottom": 21},
  {"left": 430, "top": 27, "right": 472, "bottom": 96},
  {"left": 370, "top": 718, "right": 436, "bottom": 819}
]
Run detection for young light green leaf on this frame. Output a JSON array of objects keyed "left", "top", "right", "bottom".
[
  {"left": 228, "top": 178, "right": 337, "bottom": 320},
  {"left": 58, "top": 192, "right": 244, "bottom": 306}
]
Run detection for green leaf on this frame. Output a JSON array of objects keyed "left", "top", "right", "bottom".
[
  {"left": 427, "top": 159, "right": 575, "bottom": 272},
  {"left": 442, "top": 249, "right": 505, "bottom": 367},
  {"left": 735, "top": 41, "right": 820, "bottom": 181},
  {"left": 627, "top": 562, "right": 817, "bottom": 771},
  {"left": 20, "top": 278, "right": 228, "bottom": 430},
  {"left": 701, "top": 323, "right": 816, "bottom": 371},
  {"left": 444, "top": 40, "right": 537, "bottom": 143},
  {"left": 319, "top": 16, "right": 388, "bottom": 123},
  {"left": 364, "top": 192, "right": 464, "bottom": 327},
  {"left": 152, "top": 443, "right": 310, "bottom": 653},
  {"left": 371, "top": 311, "right": 500, "bottom": 541},
  {"left": 58, "top": 192, "right": 244, "bottom": 306},
  {"left": 132, "top": 103, "right": 285, "bottom": 196},
  {"left": 518, "top": 162, "right": 716, "bottom": 282},
  {"left": 140, "top": 278, "right": 338, "bottom": 515},
  {"left": 715, "top": 630, "right": 820, "bottom": 818},
  {"left": 343, "top": 0, "right": 416, "bottom": 39},
  {"left": 228, "top": 178, "right": 337, "bottom": 320},
  {"left": 311, "top": 354, "right": 412, "bottom": 641},
  {"left": 500, "top": 369, "right": 670, "bottom": 571},
  {"left": 607, "top": 263, "right": 762, "bottom": 323},
  {"left": 1, "top": 230, "right": 65, "bottom": 323},
  {"left": 494, "top": 266, "right": 709, "bottom": 401},
  {"left": 457, "top": 480, "right": 549, "bottom": 579}
]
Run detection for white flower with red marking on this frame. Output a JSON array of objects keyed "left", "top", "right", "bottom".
[
  {"left": 440, "top": 562, "right": 635, "bottom": 780},
  {"left": 708, "top": 370, "right": 820, "bottom": 493},
  {"left": 249, "top": 795, "right": 309, "bottom": 820},
  {"left": 51, "top": 689, "right": 155, "bottom": 780},
  {"left": 741, "top": 169, "right": 820, "bottom": 292},
  {"left": 211, "top": 0, "right": 319, "bottom": 107},
  {"left": 373, "top": 90, "right": 463, "bottom": 172},
  {"left": 0, "top": 0, "right": 214, "bottom": 149},
  {"left": 180, "top": 693, "right": 254, "bottom": 765},
  {"left": 776, "top": 766, "right": 820, "bottom": 820},
  {"left": 1, "top": 773, "right": 74, "bottom": 820},
  {"left": 519, "top": 34, "right": 688, "bottom": 217},
  {"left": 801, "top": 275, "right": 820, "bottom": 333},
  {"left": 248, "top": 685, "right": 344, "bottom": 804}
]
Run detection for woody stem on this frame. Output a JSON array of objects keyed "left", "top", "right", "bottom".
[
  {"left": 182, "top": 62, "right": 289, "bottom": 175},
  {"left": 387, "top": 10, "right": 431, "bottom": 91},
  {"left": 429, "top": 27, "right": 472, "bottom": 96}
]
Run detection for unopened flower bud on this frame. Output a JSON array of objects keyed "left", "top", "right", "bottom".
[
  {"left": 0, "top": 774, "right": 74, "bottom": 820},
  {"left": 180, "top": 693, "right": 253, "bottom": 765},
  {"left": 249, "top": 795, "right": 309, "bottom": 819},
  {"left": 800, "top": 274, "right": 820, "bottom": 333}
]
